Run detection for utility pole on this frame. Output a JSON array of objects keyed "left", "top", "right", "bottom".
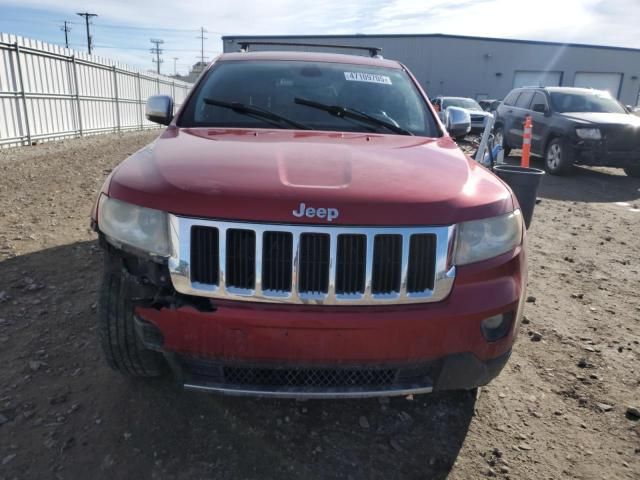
[
  {"left": 76, "top": 12, "right": 98, "bottom": 54},
  {"left": 172, "top": 57, "right": 179, "bottom": 76},
  {"left": 150, "top": 38, "right": 164, "bottom": 75},
  {"left": 196, "top": 27, "right": 208, "bottom": 69},
  {"left": 60, "top": 21, "right": 71, "bottom": 49}
]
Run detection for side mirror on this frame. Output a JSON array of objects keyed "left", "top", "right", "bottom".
[
  {"left": 532, "top": 103, "right": 548, "bottom": 115},
  {"left": 444, "top": 106, "right": 471, "bottom": 138},
  {"left": 145, "top": 95, "right": 174, "bottom": 125}
]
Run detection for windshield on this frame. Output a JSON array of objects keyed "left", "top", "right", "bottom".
[
  {"left": 442, "top": 98, "right": 483, "bottom": 111},
  {"left": 179, "top": 60, "right": 438, "bottom": 136},
  {"left": 549, "top": 91, "right": 626, "bottom": 114}
]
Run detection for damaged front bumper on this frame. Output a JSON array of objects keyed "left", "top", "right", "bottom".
[
  {"left": 101, "top": 234, "right": 524, "bottom": 398},
  {"left": 135, "top": 312, "right": 512, "bottom": 398}
]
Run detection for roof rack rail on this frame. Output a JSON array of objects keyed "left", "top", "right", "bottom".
[{"left": 237, "top": 41, "right": 383, "bottom": 58}]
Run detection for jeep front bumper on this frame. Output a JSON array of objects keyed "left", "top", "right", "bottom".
[{"left": 133, "top": 247, "right": 526, "bottom": 398}]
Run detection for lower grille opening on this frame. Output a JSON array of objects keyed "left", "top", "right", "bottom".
[
  {"left": 179, "top": 356, "right": 436, "bottom": 393},
  {"left": 223, "top": 366, "right": 397, "bottom": 388}
]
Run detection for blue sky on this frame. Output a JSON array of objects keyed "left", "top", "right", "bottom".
[{"left": 0, "top": 0, "right": 638, "bottom": 76}]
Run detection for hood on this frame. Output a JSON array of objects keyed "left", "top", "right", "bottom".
[
  {"left": 107, "top": 128, "right": 513, "bottom": 226},
  {"left": 562, "top": 112, "right": 640, "bottom": 127}
]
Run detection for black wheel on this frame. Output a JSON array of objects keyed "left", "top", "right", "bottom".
[
  {"left": 544, "top": 137, "right": 573, "bottom": 175},
  {"left": 98, "top": 259, "right": 165, "bottom": 377},
  {"left": 493, "top": 126, "right": 511, "bottom": 156},
  {"left": 623, "top": 166, "right": 640, "bottom": 177}
]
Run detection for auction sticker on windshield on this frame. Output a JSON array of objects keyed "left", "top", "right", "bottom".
[{"left": 344, "top": 72, "right": 392, "bottom": 85}]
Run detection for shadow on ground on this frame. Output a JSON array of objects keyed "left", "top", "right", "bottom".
[
  {"left": 504, "top": 154, "right": 640, "bottom": 204},
  {"left": 0, "top": 241, "right": 476, "bottom": 480}
]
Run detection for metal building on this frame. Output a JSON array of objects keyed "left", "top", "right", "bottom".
[{"left": 222, "top": 34, "right": 640, "bottom": 106}]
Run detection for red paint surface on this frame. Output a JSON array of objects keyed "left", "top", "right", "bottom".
[
  {"left": 108, "top": 128, "right": 513, "bottom": 225},
  {"left": 137, "top": 248, "right": 525, "bottom": 364}
]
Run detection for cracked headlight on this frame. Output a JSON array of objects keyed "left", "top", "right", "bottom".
[
  {"left": 454, "top": 210, "right": 523, "bottom": 265},
  {"left": 575, "top": 128, "right": 601, "bottom": 140},
  {"left": 98, "top": 195, "right": 170, "bottom": 256}
]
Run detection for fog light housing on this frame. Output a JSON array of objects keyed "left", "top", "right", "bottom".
[{"left": 481, "top": 312, "right": 514, "bottom": 342}]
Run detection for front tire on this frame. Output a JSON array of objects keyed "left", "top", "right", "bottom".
[
  {"left": 98, "top": 261, "right": 165, "bottom": 377},
  {"left": 623, "top": 166, "right": 640, "bottom": 177},
  {"left": 544, "top": 137, "right": 573, "bottom": 175}
]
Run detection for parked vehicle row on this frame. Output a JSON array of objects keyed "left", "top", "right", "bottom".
[
  {"left": 493, "top": 86, "right": 640, "bottom": 177},
  {"left": 435, "top": 87, "right": 640, "bottom": 177}
]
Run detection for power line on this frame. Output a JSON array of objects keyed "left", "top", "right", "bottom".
[
  {"left": 150, "top": 38, "right": 164, "bottom": 75},
  {"left": 60, "top": 21, "right": 71, "bottom": 49},
  {"left": 92, "top": 23, "right": 209, "bottom": 33},
  {"left": 76, "top": 12, "right": 98, "bottom": 54},
  {"left": 0, "top": 15, "right": 224, "bottom": 35},
  {"left": 197, "top": 27, "right": 208, "bottom": 66},
  {"left": 89, "top": 44, "right": 219, "bottom": 53},
  {"left": 66, "top": 20, "right": 223, "bottom": 35}
]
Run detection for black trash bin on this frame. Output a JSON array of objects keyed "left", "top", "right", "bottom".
[{"left": 493, "top": 165, "right": 544, "bottom": 228}]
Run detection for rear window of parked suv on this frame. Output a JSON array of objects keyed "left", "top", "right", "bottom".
[
  {"left": 179, "top": 60, "right": 438, "bottom": 137},
  {"left": 549, "top": 91, "right": 626, "bottom": 113}
]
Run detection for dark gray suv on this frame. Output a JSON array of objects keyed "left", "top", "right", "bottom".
[{"left": 494, "top": 86, "right": 640, "bottom": 177}]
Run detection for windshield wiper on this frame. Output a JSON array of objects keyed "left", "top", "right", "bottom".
[
  {"left": 203, "top": 98, "right": 312, "bottom": 130},
  {"left": 294, "top": 97, "right": 413, "bottom": 136}
]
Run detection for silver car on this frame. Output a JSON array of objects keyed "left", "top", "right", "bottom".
[{"left": 433, "top": 96, "right": 493, "bottom": 132}]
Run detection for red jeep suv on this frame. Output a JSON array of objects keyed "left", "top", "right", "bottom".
[{"left": 91, "top": 48, "right": 526, "bottom": 398}]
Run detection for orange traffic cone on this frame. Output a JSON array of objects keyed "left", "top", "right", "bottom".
[{"left": 521, "top": 116, "right": 532, "bottom": 168}]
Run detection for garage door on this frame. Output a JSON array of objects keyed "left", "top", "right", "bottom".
[
  {"left": 513, "top": 71, "right": 562, "bottom": 88},
  {"left": 573, "top": 72, "right": 622, "bottom": 98}
]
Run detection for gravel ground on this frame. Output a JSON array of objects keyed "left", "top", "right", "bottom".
[{"left": 0, "top": 131, "right": 639, "bottom": 480}]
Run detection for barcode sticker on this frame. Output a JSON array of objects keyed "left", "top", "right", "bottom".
[{"left": 344, "top": 72, "right": 392, "bottom": 85}]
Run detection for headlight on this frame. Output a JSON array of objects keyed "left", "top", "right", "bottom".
[
  {"left": 98, "top": 196, "right": 170, "bottom": 256},
  {"left": 454, "top": 210, "right": 523, "bottom": 265},
  {"left": 575, "top": 128, "right": 601, "bottom": 140}
]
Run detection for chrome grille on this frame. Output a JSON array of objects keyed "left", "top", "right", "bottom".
[{"left": 169, "top": 216, "right": 456, "bottom": 305}]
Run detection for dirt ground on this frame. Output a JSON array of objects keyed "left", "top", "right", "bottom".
[{"left": 0, "top": 131, "right": 638, "bottom": 480}]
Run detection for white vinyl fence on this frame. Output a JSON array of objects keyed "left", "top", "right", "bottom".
[{"left": 0, "top": 33, "right": 193, "bottom": 148}]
